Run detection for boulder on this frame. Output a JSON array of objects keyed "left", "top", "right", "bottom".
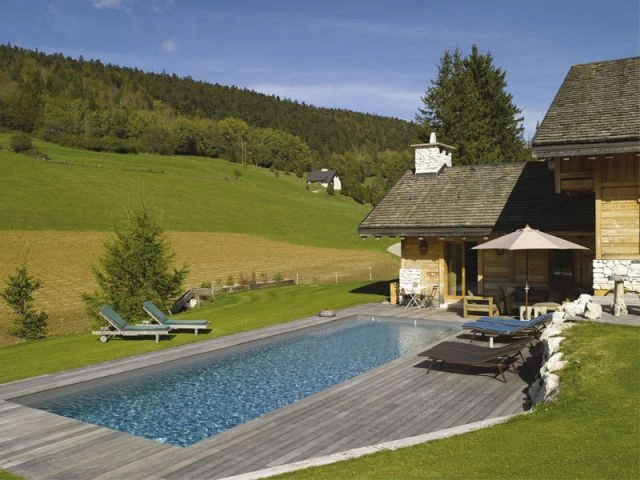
[
  {"left": 562, "top": 302, "right": 578, "bottom": 316},
  {"left": 576, "top": 293, "right": 592, "bottom": 305},
  {"left": 574, "top": 302, "right": 586, "bottom": 316},
  {"left": 584, "top": 302, "right": 603, "bottom": 320},
  {"left": 540, "top": 352, "right": 567, "bottom": 375},
  {"left": 543, "top": 336, "right": 564, "bottom": 361},
  {"left": 543, "top": 373, "right": 561, "bottom": 400},
  {"left": 528, "top": 373, "right": 561, "bottom": 405}
]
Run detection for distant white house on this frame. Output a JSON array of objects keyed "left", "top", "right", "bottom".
[{"left": 307, "top": 168, "right": 342, "bottom": 191}]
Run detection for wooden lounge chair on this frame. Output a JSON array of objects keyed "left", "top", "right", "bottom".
[
  {"left": 143, "top": 301, "right": 210, "bottom": 335},
  {"left": 462, "top": 312, "right": 553, "bottom": 343},
  {"left": 93, "top": 304, "right": 171, "bottom": 343},
  {"left": 417, "top": 338, "right": 531, "bottom": 382}
]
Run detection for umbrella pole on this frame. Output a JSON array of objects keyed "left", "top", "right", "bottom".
[{"left": 525, "top": 252, "right": 530, "bottom": 319}]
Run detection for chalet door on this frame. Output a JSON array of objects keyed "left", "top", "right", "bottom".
[{"left": 445, "top": 241, "right": 478, "bottom": 298}]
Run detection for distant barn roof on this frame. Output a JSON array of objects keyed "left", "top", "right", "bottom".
[
  {"left": 307, "top": 169, "right": 337, "bottom": 183},
  {"left": 532, "top": 57, "right": 640, "bottom": 156},
  {"left": 358, "top": 162, "right": 594, "bottom": 237}
]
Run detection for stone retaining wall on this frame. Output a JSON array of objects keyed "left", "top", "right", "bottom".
[{"left": 592, "top": 259, "right": 640, "bottom": 293}]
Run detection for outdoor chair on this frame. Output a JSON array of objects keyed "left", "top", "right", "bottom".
[
  {"left": 143, "top": 301, "right": 210, "bottom": 335},
  {"left": 421, "top": 285, "right": 439, "bottom": 309},
  {"left": 417, "top": 338, "right": 531, "bottom": 382},
  {"left": 93, "top": 304, "right": 171, "bottom": 343}
]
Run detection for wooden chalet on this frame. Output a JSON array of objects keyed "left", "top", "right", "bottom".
[
  {"left": 532, "top": 57, "right": 640, "bottom": 296},
  {"left": 307, "top": 168, "right": 342, "bottom": 191},
  {"left": 358, "top": 57, "right": 639, "bottom": 312}
]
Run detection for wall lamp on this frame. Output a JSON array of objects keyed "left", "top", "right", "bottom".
[{"left": 419, "top": 238, "right": 428, "bottom": 255}]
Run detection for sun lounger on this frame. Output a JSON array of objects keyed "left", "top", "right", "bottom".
[
  {"left": 143, "top": 301, "right": 210, "bottom": 335},
  {"left": 93, "top": 304, "right": 171, "bottom": 343},
  {"left": 465, "top": 312, "right": 553, "bottom": 329},
  {"left": 417, "top": 338, "right": 530, "bottom": 382},
  {"left": 461, "top": 312, "right": 553, "bottom": 344}
]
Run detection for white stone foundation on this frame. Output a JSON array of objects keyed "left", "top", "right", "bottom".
[{"left": 592, "top": 259, "right": 640, "bottom": 292}]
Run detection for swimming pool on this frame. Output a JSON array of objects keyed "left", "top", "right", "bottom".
[{"left": 17, "top": 316, "right": 457, "bottom": 447}]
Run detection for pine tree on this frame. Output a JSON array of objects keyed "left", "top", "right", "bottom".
[
  {"left": 416, "top": 45, "right": 528, "bottom": 165},
  {"left": 1, "top": 265, "right": 48, "bottom": 339},
  {"left": 82, "top": 204, "right": 188, "bottom": 323}
]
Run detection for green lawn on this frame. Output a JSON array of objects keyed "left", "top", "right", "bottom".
[
  {"left": 274, "top": 322, "right": 640, "bottom": 479},
  {"left": 0, "top": 134, "right": 386, "bottom": 250},
  {"left": 1, "top": 287, "right": 638, "bottom": 480},
  {"left": 0, "top": 282, "right": 387, "bottom": 384},
  {"left": 0, "top": 471, "right": 23, "bottom": 480}
]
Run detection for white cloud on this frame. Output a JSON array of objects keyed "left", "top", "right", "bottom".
[
  {"left": 90, "top": 0, "right": 128, "bottom": 9},
  {"left": 152, "top": 0, "right": 175, "bottom": 13},
  {"left": 161, "top": 38, "right": 178, "bottom": 54}
]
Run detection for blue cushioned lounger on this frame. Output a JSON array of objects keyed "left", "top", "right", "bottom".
[
  {"left": 93, "top": 304, "right": 171, "bottom": 343},
  {"left": 143, "top": 301, "right": 210, "bottom": 335},
  {"left": 461, "top": 312, "right": 553, "bottom": 342}
]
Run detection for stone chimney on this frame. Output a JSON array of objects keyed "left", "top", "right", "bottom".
[{"left": 411, "top": 132, "right": 454, "bottom": 176}]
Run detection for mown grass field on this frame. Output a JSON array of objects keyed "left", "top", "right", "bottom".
[
  {"left": 0, "top": 231, "right": 397, "bottom": 344},
  {"left": 0, "top": 134, "right": 398, "bottom": 344},
  {"left": 0, "top": 134, "right": 384, "bottom": 249}
]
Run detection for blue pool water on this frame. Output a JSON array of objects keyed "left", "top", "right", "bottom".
[{"left": 25, "top": 316, "right": 456, "bottom": 446}]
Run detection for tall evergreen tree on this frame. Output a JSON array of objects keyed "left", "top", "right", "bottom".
[
  {"left": 416, "top": 45, "right": 528, "bottom": 164},
  {"left": 82, "top": 204, "right": 188, "bottom": 323}
]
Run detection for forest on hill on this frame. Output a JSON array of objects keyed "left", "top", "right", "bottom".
[{"left": 0, "top": 44, "right": 418, "bottom": 204}]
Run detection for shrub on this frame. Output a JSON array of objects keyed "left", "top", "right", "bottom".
[
  {"left": 8, "top": 131, "right": 33, "bottom": 153},
  {"left": 82, "top": 203, "right": 188, "bottom": 324},
  {"left": 1, "top": 265, "right": 48, "bottom": 340}
]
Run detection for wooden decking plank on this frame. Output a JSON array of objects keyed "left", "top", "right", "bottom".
[
  {"left": 6, "top": 427, "right": 118, "bottom": 474},
  {"left": 0, "top": 305, "right": 531, "bottom": 480}
]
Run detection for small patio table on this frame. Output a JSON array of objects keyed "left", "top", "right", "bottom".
[{"left": 404, "top": 289, "right": 425, "bottom": 309}]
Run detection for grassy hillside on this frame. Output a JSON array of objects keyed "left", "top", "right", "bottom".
[
  {"left": 0, "top": 134, "right": 384, "bottom": 250},
  {"left": 0, "top": 135, "right": 399, "bottom": 344}
]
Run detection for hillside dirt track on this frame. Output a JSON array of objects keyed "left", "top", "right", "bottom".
[{"left": 0, "top": 231, "right": 398, "bottom": 345}]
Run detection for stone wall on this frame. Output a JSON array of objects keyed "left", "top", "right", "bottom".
[{"left": 592, "top": 259, "right": 640, "bottom": 292}]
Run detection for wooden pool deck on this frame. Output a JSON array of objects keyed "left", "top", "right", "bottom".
[{"left": 0, "top": 304, "right": 538, "bottom": 480}]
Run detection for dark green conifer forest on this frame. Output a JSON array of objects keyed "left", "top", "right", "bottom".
[{"left": 0, "top": 44, "right": 529, "bottom": 205}]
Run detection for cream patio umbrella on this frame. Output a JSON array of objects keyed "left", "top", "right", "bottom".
[{"left": 473, "top": 225, "right": 589, "bottom": 314}]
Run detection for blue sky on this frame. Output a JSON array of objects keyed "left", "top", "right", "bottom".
[{"left": 1, "top": 0, "right": 638, "bottom": 139}]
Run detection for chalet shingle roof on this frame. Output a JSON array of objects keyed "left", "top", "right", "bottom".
[
  {"left": 532, "top": 57, "right": 640, "bottom": 148},
  {"left": 358, "top": 162, "right": 594, "bottom": 237},
  {"left": 307, "top": 169, "right": 337, "bottom": 183}
]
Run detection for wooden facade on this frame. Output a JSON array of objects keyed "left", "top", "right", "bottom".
[
  {"left": 554, "top": 154, "right": 639, "bottom": 260},
  {"left": 400, "top": 233, "right": 595, "bottom": 308}
]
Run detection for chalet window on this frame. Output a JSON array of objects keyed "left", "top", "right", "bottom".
[{"left": 551, "top": 250, "right": 574, "bottom": 279}]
